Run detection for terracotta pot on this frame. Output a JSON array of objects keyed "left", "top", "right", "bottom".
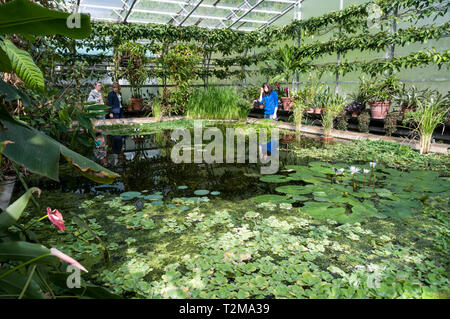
[
  {"left": 281, "top": 97, "right": 294, "bottom": 111},
  {"left": 351, "top": 112, "right": 360, "bottom": 117},
  {"left": 314, "top": 107, "right": 321, "bottom": 114},
  {"left": 369, "top": 100, "right": 390, "bottom": 119},
  {"left": 307, "top": 108, "right": 314, "bottom": 113},
  {"left": 281, "top": 133, "right": 295, "bottom": 144},
  {"left": 130, "top": 97, "right": 143, "bottom": 111},
  {"left": 321, "top": 108, "right": 326, "bottom": 114},
  {"left": 321, "top": 136, "right": 334, "bottom": 143}
]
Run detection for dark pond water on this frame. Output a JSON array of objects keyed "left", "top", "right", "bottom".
[{"left": 26, "top": 125, "right": 323, "bottom": 202}]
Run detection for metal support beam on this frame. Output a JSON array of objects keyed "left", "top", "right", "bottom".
[
  {"left": 258, "top": 2, "right": 296, "bottom": 30},
  {"left": 228, "top": 0, "right": 265, "bottom": 29},
  {"left": 178, "top": 0, "right": 205, "bottom": 26},
  {"left": 123, "top": 0, "right": 140, "bottom": 23}
]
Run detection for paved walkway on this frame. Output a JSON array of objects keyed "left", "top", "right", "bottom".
[{"left": 94, "top": 117, "right": 449, "bottom": 155}]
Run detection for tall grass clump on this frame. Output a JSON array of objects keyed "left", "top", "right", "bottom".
[
  {"left": 152, "top": 99, "right": 164, "bottom": 122},
  {"left": 404, "top": 90, "right": 449, "bottom": 154},
  {"left": 322, "top": 94, "right": 346, "bottom": 137},
  {"left": 186, "top": 86, "right": 249, "bottom": 120}
]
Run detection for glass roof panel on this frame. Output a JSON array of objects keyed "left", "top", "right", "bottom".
[{"left": 65, "top": 0, "right": 301, "bottom": 29}]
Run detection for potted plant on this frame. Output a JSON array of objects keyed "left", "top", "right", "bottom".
[
  {"left": 392, "top": 84, "right": 421, "bottom": 116},
  {"left": 274, "top": 82, "right": 293, "bottom": 110},
  {"left": 291, "top": 88, "right": 312, "bottom": 137},
  {"left": 360, "top": 76, "right": 401, "bottom": 119},
  {"left": 404, "top": 90, "right": 449, "bottom": 154},
  {"left": 116, "top": 41, "right": 148, "bottom": 111},
  {"left": 313, "top": 86, "right": 328, "bottom": 114},
  {"left": 270, "top": 45, "right": 301, "bottom": 111},
  {"left": 321, "top": 93, "right": 346, "bottom": 141},
  {"left": 345, "top": 91, "right": 366, "bottom": 117}
]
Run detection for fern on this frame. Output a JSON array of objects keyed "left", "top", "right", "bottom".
[{"left": 0, "top": 39, "right": 44, "bottom": 91}]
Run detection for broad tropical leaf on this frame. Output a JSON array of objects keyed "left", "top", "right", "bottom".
[
  {"left": 0, "top": 0, "right": 91, "bottom": 39},
  {"left": 0, "top": 105, "right": 119, "bottom": 183},
  {"left": 0, "top": 47, "right": 12, "bottom": 73},
  {"left": 0, "top": 39, "right": 44, "bottom": 92},
  {"left": 0, "top": 79, "right": 31, "bottom": 106},
  {"left": 0, "top": 270, "right": 45, "bottom": 299},
  {"left": 0, "top": 241, "right": 55, "bottom": 264},
  {"left": 0, "top": 187, "right": 40, "bottom": 233}
]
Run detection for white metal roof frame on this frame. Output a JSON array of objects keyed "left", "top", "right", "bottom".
[{"left": 58, "top": 0, "right": 302, "bottom": 31}]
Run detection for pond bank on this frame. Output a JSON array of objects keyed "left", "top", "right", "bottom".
[{"left": 93, "top": 116, "right": 449, "bottom": 155}]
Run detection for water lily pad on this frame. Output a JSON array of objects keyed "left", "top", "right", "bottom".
[
  {"left": 151, "top": 201, "right": 164, "bottom": 206},
  {"left": 178, "top": 185, "right": 188, "bottom": 190},
  {"left": 167, "top": 204, "right": 176, "bottom": 208},
  {"left": 210, "top": 191, "right": 221, "bottom": 196},
  {"left": 179, "top": 206, "right": 190, "bottom": 211},
  {"left": 144, "top": 194, "right": 163, "bottom": 201},
  {"left": 120, "top": 191, "right": 141, "bottom": 200},
  {"left": 250, "top": 194, "right": 294, "bottom": 204},
  {"left": 194, "top": 190, "right": 209, "bottom": 196},
  {"left": 275, "top": 185, "right": 311, "bottom": 195},
  {"left": 259, "top": 175, "right": 290, "bottom": 183}
]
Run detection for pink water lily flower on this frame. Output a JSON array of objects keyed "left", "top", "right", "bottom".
[
  {"left": 46, "top": 207, "right": 65, "bottom": 231},
  {"left": 50, "top": 248, "right": 88, "bottom": 273}
]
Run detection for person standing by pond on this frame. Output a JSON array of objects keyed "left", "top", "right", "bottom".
[
  {"left": 108, "top": 82, "right": 124, "bottom": 119},
  {"left": 87, "top": 81, "right": 105, "bottom": 120},
  {"left": 254, "top": 83, "right": 278, "bottom": 120}
]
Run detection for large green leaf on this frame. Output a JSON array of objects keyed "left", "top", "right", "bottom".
[
  {"left": 0, "top": 0, "right": 91, "bottom": 39},
  {"left": 0, "top": 39, "right": 44, "bottom": 92},
  {"left": 0, "top": 47, "right": 12, "bottom": 72},
  {"left": 0, "top": 79, "right": 30, "bottom": 106},
  {"left": 0, "top": 241, "right": 55, "bottom": 264},
  {"left": 0, "top": 270, "right": 45, "bottom": 299},
  {"left": 0, "top": 106, "right": 119, "bottom": 184},
  {"left": 0, "top": 187, "right": 40, "bottom": 233}
]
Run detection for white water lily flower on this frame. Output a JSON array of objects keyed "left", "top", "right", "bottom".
[
  {"left": 349, "top": 166, "right": 361, "bottom": 175},
  {"left": 369, "top": 162, "right": 377, "bottom": 168},
  {"left": 363, "top": 169, "right": 370, "bottom": 174},
  {"left": 333, "top": 168, "right": 345, "bottom": 175}
]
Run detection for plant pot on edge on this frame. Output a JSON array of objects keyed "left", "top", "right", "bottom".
[
  {"left": 369, "top": 100, "right": 390, "bottom": 119},
  {"left": 281, "top": 97, "right": 294, "bottom": 111},
  {"left": 130, "top": 97, "right": 143, "bottom": 111},
  {"left": 314, "top": 107, "right": 321, "bottom": 114}
]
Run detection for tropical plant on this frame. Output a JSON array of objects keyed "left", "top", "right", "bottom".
[
  {"left": 269, "top": 44, "right": 302, "bottom": 91},
  {"left": 345, "top": 91, "right": 366, "bottom": 114},
  {"left": 359, "top": 75, "right": 402, "bottom": 102},
  {"left": 322, "top": 94, "right": 346, "bottom": 137},
  {"left": 392, "top": 84, "right": 422, "bottom": 112},
  {"left": 291, "top": 88, "right": 314, "bottom": 133},
  {"left": 0, "top": 0, "right": 120, "bottom": 299},
  {"left": 151, "top": 99, "right": 165, "bottom": 122},
  {"left": 358, "top": 110, "right": 371, "bottom": 133},
  {"left": 404, "top": 90, "right": 449, "bottom": 154},
  {"left": 186, "top": 86, "right": 249, "bottom": 120},
  {"left": 116, "top": 41, "right": 148, "bottom": 99},
  {"left": 161, "top": 43, "right": 202, "bottom": 114}
]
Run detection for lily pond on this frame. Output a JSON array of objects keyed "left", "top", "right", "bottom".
[{"left": 24, "top": 121, "right": 449, "bottom": 299}]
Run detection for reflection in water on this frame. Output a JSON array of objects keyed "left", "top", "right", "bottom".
[{"left": 29, "top": 127, "right": 321, "bottom": 201}]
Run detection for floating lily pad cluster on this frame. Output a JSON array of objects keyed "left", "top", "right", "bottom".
[{"left": 252, "top": 161, "right": 450, "bottom": 223}]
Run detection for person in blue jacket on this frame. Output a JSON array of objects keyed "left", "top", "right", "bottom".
[
  {"left": 107, "top": 82, "right": 124, "bottom": 119},
  {"left": 254, "top": 83, "right": 278, "bottom": 119}
]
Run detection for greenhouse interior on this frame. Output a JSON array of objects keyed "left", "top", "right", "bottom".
[{"left": 0, "top": 0, "right": 449, "bottom": 302}]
